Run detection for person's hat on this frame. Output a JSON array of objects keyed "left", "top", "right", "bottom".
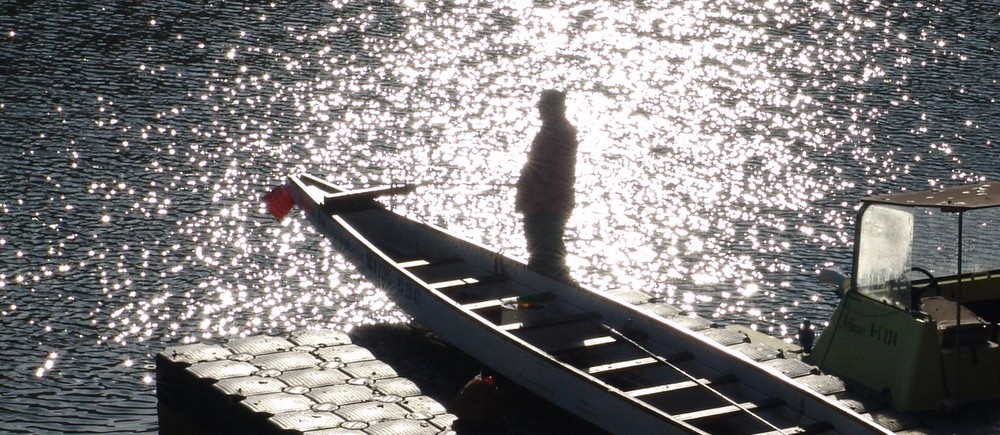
[{"left": 538, "top": 89, "right": 566, "bottom": 107}]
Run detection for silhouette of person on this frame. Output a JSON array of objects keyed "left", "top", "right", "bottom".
[{"left": 515, "top": 90, "right": 578, "bottom": 281}]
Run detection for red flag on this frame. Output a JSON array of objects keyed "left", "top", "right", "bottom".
[{"left": 263, "top": 184, "right": 294, "bottom": 222}]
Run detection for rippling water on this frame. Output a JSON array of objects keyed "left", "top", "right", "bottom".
[{"left": 2, "top": 1, "right": 999, "bottom": 432}]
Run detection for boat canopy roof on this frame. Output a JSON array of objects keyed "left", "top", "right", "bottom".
[{"left": 863, "top": 182, "right": 1000, "bottom": 211}]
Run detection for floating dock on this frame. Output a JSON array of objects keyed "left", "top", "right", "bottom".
[{"left": 156, "top": 323, "right": 601, "bottom": 434}]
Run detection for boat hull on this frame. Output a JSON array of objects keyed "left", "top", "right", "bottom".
[
  {"left": 810, "top": 291, "right": 1000, "bottom": 412},
  {"left": 285, "top": 173, "right": 892, "bottom": 435}
]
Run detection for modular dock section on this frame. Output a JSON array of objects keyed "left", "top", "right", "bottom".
[{"left": 156, "top": 323, "right": 601, "bottom": 434}]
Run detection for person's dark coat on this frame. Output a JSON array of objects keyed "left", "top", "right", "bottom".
[{"left": 515, "top": 116, "right": 577, "bottom": 216}]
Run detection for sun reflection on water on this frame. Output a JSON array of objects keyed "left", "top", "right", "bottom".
[
  {"left": 3, "top": 3, "right": 999, "bottom": 411},
  {"left": 0, "top": 3, "right": 868, "bottom": 347}
]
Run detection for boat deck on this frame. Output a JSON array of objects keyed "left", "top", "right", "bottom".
[{"left": 387, "top": 248, "right": 916, "bottom": 434}]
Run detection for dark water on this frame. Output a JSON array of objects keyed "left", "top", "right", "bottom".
[{"left": 2, "top": 1, "right": 999, "bottom": 432}]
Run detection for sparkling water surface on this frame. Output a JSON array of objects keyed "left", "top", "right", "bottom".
[{"left": 1, "top": 1, "right": 999, "bottom": 432}]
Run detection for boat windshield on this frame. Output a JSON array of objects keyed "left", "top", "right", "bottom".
[
  {"left": 855, "top": 204, "right": 915, "bottom": 309},
  {"left": 856, "top": 202, "right": 1000, "bottom": 310}
]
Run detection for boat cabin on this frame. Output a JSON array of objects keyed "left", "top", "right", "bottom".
[{"left": 809, "top": 183, "right": 1000, "bottom": 413}]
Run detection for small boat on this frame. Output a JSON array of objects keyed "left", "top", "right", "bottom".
[
  {"left": 273, "top": 173, "right": 892, "bottom": 434},
  {"left": 810, "top": 182, "right": 1000, "bottom": 414}
]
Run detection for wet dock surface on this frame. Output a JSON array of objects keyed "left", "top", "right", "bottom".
[{"left": 156, "top": 323, "right": 606, "bottom": 434}]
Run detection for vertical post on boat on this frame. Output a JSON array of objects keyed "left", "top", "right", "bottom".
[{"left": 955, "top": 211, "right": 964, "bottom": 407}]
